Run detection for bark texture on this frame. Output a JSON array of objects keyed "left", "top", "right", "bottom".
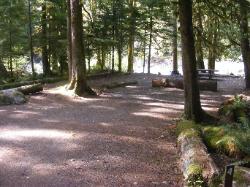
[
  {"left": 179, "top": 0, "right": 203, "bottom": 122},
  {"left": 41, "top": 3, "right": 50, "bottom": 76},
  {"left": 239, "top": 0, "right": 250, "bottom": 89},
  {"left": 127, "top": 0, "right": 136, "bottom": 73},
  {"left": 67, "top": 0, "right": 73, "bottom": 82},
  {"left": 68, "top": 0, "right": 95, "bottom": 96},
  {"left": 172, "top": 3, "right": 179, "bottom": 74}
]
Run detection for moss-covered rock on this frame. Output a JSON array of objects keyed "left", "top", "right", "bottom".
[{"left": 0, "top": 90, "right": 26, "bottom": 106}]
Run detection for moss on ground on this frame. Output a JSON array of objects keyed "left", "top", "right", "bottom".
[
  {"left": 203, "top": 125, "right": 250, "bottom": 158},
  {"left": 187, "top": 164, "right": 205, "bottom": 187},
  {"left": 176, "top": 120, "right": 201, "bottom": 137}
]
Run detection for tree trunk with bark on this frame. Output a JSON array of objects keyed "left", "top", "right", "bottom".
[
  {"left": 179, "top": 0, "right": 203, "bottom": 122},
  {"left": 68, "top": 0, "right": 95, "bottom": 96},
  {"left": 195, "top": 7, "right": 205, "bottom": 69},
  {"left": 67, "top": 0, "right": 73, "bottom": 82},
  {"left": 172, "top": 3, "right": 179, "bottom": 75},
  {"left": 41, "top": 3, "right": 51, "bottom": 76},
  {"left": 28, "top": 0, "right": 35, "bottom": 77},
  {"left": 208, "top": 19, "right": 218, "bottom": 70},
  {"left": 147, "top": 7, "right": 153, "bottom": 74},
  {"left": 127, "top": 0, "right": 135, "bottom": 73},
  {"left": 239, "top": 0, "right": 250, "bottom": 89}
]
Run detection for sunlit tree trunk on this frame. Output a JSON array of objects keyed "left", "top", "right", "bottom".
[
  {"left": 68, "top": 0, "right": 95, "bottom": 95},
  {"left": 172, "top": 3, "right": 179, "bottom": 75},
  {"left": 179, "top": 0, "right": 203, "bottom": 122},
  {"left": 147, "top": 7, "right": 153, "bottom": 74},
  {"left": 28, "top": 0, "right": 35, "bottom": 77},
  {"left": 127, "top": 0, "right": 136, "bottom": 73},
  {"left": 239, "top": 0, "right": 250, "bottom": 89},
  {"left": 67, "top": 0, "right": 73, "bottom": 82},
  {"left": 143, "top": 26, "right": 147, "bottom": 73}
]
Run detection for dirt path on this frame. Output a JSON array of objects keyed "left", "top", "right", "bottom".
[{"left": 0, "top": 74, "right": 245, "bottom": 187}]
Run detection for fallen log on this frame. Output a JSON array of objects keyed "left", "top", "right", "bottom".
[
  {"left": 103, "top": 81, "right": 138, "bottom": 89},
  {"left": 17, "top": 84, "right": 43, "bottom": 95},
  {"left": 152, "top": 79, "right": 166, "bottom": 87},
  {"left": 177, "top": 122, "right": 219, "bottom": 186},
  {"left": 0, "top": 77, "right": 67, "bottom": 90},
  {"left": 152, "top": 78, "right": 217, "bottom": 91}
]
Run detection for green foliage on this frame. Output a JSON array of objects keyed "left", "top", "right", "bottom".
[
  {"left": 219, "top": 95, "right": 250, "bottom": 129},
  {"left": 176, "top": 120, "right": 201, "bottom": 137},
  {"left": 203, "top": 125, "right": 250, "bottom": 158}
]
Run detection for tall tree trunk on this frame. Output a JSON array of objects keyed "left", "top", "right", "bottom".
[
  {"left": 143, "top": 26, "right": 147, "bottom": 73},
  {"left": 101, "top": 47, "right": 106, "bottom": 70},
  {"left": 8, "top": 0, "right": 13, "bottom": 78},
  {"left": 147, "top": 8, "right": 153, "bottom": 74},
  {"left": 97, "top": 48, "right": 102, "bottom": 69},
  {"left": 196, "top": 7, "right": 205, "bottom": 69},
  {"left": 9, "top": 30, "right": 13, "bottom": 78},
  {"left": 116, "top": 3, "right": 123, "bottom": 73},
  {"left": 67, "top": 0, "right": 73, "bottom": 82},
  {"left": 68, "top": 0, "right": 95, "bottom": 95},
  {"left": 28, "top": 0, "right": 35, "bottom": 77},
  {"left": 127, "top": 0, "right": 135, "bottom": 73},
  {"left": 41, "top": 3, "right": 50, "bottom": 76},
  {"left": 111, "top": 0, "right": 116, "bottom": 73},
  {"left": 172, "top": 3, "right": 179, "bottom": 75},
  {"left": 208, "top": 19, "right": 217, "bottom": 70},
  {"left": 239, "top": 0, "right": 250, "bottom": 89},
  {"left": 179, "top": 0, "right": 203, "bottom": 122}
]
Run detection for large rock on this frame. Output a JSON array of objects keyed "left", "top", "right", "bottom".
[{"left": 0, "top": 90, "right": 27, "bottom": 105}]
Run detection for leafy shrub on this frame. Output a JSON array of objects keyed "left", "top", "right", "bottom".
[
  {"left": 176, "top": 120, "right": 201, "bottom": 137},
  {"left": 219, "top": 95, "right": 250, "bottom": 126}
]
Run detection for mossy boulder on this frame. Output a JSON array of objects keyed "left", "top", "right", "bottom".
[{"left": 0, "top": 89, "right": 27, "bottom": 105}]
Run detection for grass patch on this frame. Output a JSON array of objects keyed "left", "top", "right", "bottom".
[{"left": 202, "top": 125, "right": 250, "bottom": 158}]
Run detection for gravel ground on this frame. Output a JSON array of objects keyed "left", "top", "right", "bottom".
[{"left": 0, "top": 73, "right": 248, "bottom": 187}]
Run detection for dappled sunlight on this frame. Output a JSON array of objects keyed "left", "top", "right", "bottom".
[
  {"left": 202, "top": 106, "right": 218, "bottom": 112},
  {"left": 0, "top": 147, "right": 15, "bottom": 162},
  {"left": 0, "top": 129, "right": 75, "bottom": 141},
  {"left": 32, "top": 163, "right": 64, "bottom": 176},
  {"left": 45, "top": 84, "right": 99, "bottom": 102},
  {"left": 99, "top": 122, "right": 113, "bottom": 127},
  {"left": 8, "top": 110, "right": 40, "bottom": 119},
  {"left": 39, "top": 119, "right": 61, "bottom": 123},
  {"left": 117, "top": 135, "right": 145, "bottom": 144},
  {"left": 132, "top": 112, "right": 169, "bottom": 120},
  {"left": 89, "top": 105, "right": 115, "bottom": 110}
]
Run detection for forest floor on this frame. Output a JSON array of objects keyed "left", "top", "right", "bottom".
[{"left": 0, "top": 73, "right": 248, "bottom": 187}]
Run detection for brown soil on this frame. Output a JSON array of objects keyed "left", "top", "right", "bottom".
[{"left": 0, "top": 73, "right": 247, "bottom": 187}]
